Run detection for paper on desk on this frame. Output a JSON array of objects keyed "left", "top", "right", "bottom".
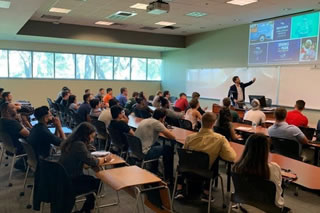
[{"left": 236, "top": 127, "right": 252, "bottom": 131}]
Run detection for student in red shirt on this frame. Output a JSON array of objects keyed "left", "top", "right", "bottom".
[
  {"left": 286, "top": 100, "right": 308, "bottom": 127},
  {"left": 174, "top": 93, "right": 189, "bottom": 111}
]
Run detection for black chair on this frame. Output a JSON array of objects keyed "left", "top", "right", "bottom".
[
  {"left": 228, "top": 173, "right": 289, "bottom": 213},
  {"left": 133, "top": 108, "right": 152, "bottom": 119},
  {"left": 107, "top": 127, "right": 128, "bottom": 158},
  {"left": 165, "top": 116, "right": 180, "bottom": 128},
  {"left": 172, "top": 148, "right": 226, "bottom": 213},
  {"left": 148, "top": 95, "right": 155, "bottom": 101},
  {"left": 243, "top": 120, "right": 253, "bottom": 125},
  {"left": 0, "top": 131, "right": 27, "bottom": 186},
  {"left": 19, "top": 139, "right": 38, "bottom": 208},
  {"left": 214, "top": 126, "right": 231, "bottom": 141},
  {"left": 173, "top": 106, "right": 182, "bottom": 112},
  {"left": 91, "top": 119, "right": 109, "bottom": 151},
  {"left": 271, "top": 137, "right": 302, "bottom": 161},
  {"left": 298, "top": 126, "right": 315, "bottom": 141},
  {"left": 124, "top": 134, "right": 159, "bottom": 169},
  {"left": 178, "top": 119, "right": 193, "bottom": 131}
]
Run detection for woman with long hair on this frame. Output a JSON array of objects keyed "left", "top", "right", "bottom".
[
  {"left": 214, "top": 107, "right": 240, "bottom": 141},
  {"left": 232, "top": 134, "right": 284, "bottom": 207},
  {"left": 185, "top": 99, "right": 202, "bottom": 130},
  {"left": 59, "top": 122, "right": 111, "bottom": 213}
]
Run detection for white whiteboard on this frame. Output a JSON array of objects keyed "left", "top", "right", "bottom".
[
  {"left": 186, "top": 67, "right": 280, "bottom": 103},
  {"left": 279, "top": 66, "right": 320, "bottom": 109}
]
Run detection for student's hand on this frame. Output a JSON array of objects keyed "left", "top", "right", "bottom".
[
  {"left": 52, "top": 117, "right": 62, "bottom": 127},
  {"left": 252, "top": 77, "right": 256, "bottom": 83}
]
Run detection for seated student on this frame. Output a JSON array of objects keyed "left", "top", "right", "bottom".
[
  {"left": 95, "top": 88, "right": 105, "bottom": 101},
  {"left": 103, "top": 88, "right": 113, "bottom": 106},
  {"left": 135, "top": 109, "right": 175, "bottom": 180},
  {"left": 2, "top": 91, "right": 22, "bottom": 110},
  {"left": 191, "top": 92, "right": 208, "bottom": 115},
  {"left": 243, "top": 99, "right": 266, "bottom": 125},
  {"left": 215, "top": 108, "right": 240, "bottom": 141},
  {"left": 0, "top": 88, "right": 4, "bottom": 104},
  {"left": 185, "top": 99, "right": 202, "bottom": 130},
  {"left": 160, "top": 97, "right": 184, "bottom": 120},
  {"left": 152, "top": 90, "right": 163, "bottom": 108},
  {"left": 59, "top": 122, "right": 112, "bottom": 213},
  {"left": 163, "top": 90, "right": 172, "bottom": 104},
  {"left": 116, "top": 87, "right": 128, "bottom": 107},
  {"left": 28, "top": 106, "right": 66, "bottom": 159},
  {"left": 89, "top": 99, "right": 102, "bottom": 118},
  {"left": 174, "top": 93, "right": 189, "bottom": 111},
  {"left": 232, "top": 134, "right": 284, "bottom": 208},
  {"left": 268, "top": 107, "right": 311, "bottom": 162},
  {"left": 286, "top": 100, "right": 308, "bottom": 127},
  {"left": 56, "top": 86, "right": 70, "bottom": 102},
  {"left": 77, "top": 93, "right": 94, "bottom": 123},
  {"left": 125, "top": 91, "right": 138, "bottom": 112},
  {"left": 68, "top": 95, "right": 79, "bottom": 111},
  {"left": 59, "top": 91, "right": 70, "bottom": 107},
  {"left": 85, "top": 89, "right": 91, "bottom": 95},
  {"left": 222, "top": 97, "right": 239, "bottom": 122},
  {"left": 98, "top": 98, "right": 119, "bottom": 129},
  {"left": 109, "top": 105, "right": 135, "bottom": 136},
  {"left": 175, "top": 112, "right": 236, "bottom": 199},
  {"left": 134, "top": 97, "right": 153, "bottom": 117}
]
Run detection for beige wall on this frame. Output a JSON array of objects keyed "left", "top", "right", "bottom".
[{"left": 0, "top": 78, "right": 160, "bottom": 107}]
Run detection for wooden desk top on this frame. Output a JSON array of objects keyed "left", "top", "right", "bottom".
[
  {"left": 233, "top": 122, "right": 269, "bottom": 136},
  {"left": 230, "top": 142, "right": 320, "bottom": 190},
  {"left": 96, "top": 166, "right": 161, "bottom": 191}
]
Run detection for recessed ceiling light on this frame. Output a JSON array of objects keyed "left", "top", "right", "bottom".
[
  {"left": 155, "top": 21, "right": 176, "bottom": 26},
  {"left": 0, "top": 0, "right": 10, "bottom": 9},
  {"left": 227, "top": 0, "right": 258, "bottom": 6},
  {"left": 130, "top": 3, "right": 148, "bottom": 10},
  {"left": 186, "top": 12, "right": 207, "bottom": 17},
  {"left": 49, "top": 7, "right": 71, "bottom": 14},
  {"left": 234, "top": 18, "right": 240, "bottom": 21},
  {"left": 95, "top": 21, "right": 114, "bottom": 26}
]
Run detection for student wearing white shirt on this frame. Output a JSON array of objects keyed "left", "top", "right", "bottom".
[{"left": 244, "top": 99, "right": 266, "bottom": 126}]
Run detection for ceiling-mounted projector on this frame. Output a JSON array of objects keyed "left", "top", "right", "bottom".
[{"left": 147, "top": 0, "right": 170, "bottom": 15}]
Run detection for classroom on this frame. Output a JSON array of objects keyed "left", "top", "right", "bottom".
[{"left": 1, "top": 0, "right": 320, "bottom": 213}]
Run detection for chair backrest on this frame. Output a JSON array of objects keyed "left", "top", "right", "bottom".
[
  {"left": 172, "top": 107, "right": 181, "bottom": 112},
  {"left": 178, "top": 119, "right": 193, "bottom": 131},
  {"left": 270, "top": 137, "right": 302, "bottom": 160},
  {"left": 165, "top": 116, "right": 180, "bottom": 128},
  {"left": 214, "top": 126, "right": 231, "bottom": 141},
  {"left": 298, "top": 126, "right": 315, "bottom": 141},
  {"left": 91, "top": 119, "right": 108, "bottom": 138},
  {"left": 107, "top": 127, "right": 128, "bottom": 150},
  {"left": 148, "top": 95, "right": 155, "bottom": 101},
  {"left": 231, "top": 173, "right": 281, "bottom": 213},
  {"left": 0, "top": 131, "right": 17, "bottom": 154},
  {"left": 19, "top": 138, "right": 38, "bottom": 170},
  {"left": 125, "top": 134, "right": 145, "bottom": 160},
  {"left": 243, "top": 120, "right": 253, "bottom": 125},
  {"left": 47, "top": 98, "right": 54, "bottom": 109},
  {"left": 177, "top": 148, "right": 217, "bottom": 179},
  {"left": 134, "top": 108, "right": 151, "bottom": 119}
]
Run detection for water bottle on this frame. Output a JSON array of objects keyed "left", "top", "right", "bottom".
[{"left": 252, "top": 121, "right": 257, "bottom": 133}]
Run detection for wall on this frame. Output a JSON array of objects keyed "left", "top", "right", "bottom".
[
  {"left": 0, "top": 40, "right": 161, "bottom": 107},
  {"left": 161, "top": 24, "right": 320, "bottom": 126}
]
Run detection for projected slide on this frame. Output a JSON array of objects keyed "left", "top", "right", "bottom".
[{"left": 248, "top": 12, "right": 320, "bottom": 65}]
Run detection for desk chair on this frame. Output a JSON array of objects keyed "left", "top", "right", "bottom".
[
  {"left": 91, "top": 119, "right": 109, "bottom": 151},
  {"left": 19, "top": 139, "right": 38, "bottom": 209},
  {"left": 107, "top": 127, "right": 128, "bottom": 158},
  {"left": 148, "top": 95, "right": 155, "bottom": 101},
  {"left": 133, "top": 108, "right": 152, "bottom": 119},
  {"left": 172, "top": 106, "right": 182, "bottom": 112},
  {"left": 271, "top": 137, "right": 302, "bottom": 161},
  {"left": 243, "top": 120, "right": 253, "bottom": 125},
  {"left": 165, "top": 116, "right": 180, "bottom": 128},
  {"left": 228, "top": 173, "right": 290, "bottom": 213},
  {"left": 214, "top": 126, "right": 231, "bottom": 141},
  {"left": 172, "top": 149, "right": 226, "bottom": 213},
  {"left": 298, "top": 126, "right": 315, "bottom": 141},
  {"left": 0, "top": 132, "right": 27, "bottom": 186},
  {"left": 178, "top": 119, "right": 193, "bottom": 131}
]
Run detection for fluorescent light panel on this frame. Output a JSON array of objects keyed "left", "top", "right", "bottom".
[
  {"left": 95, "top": 21, "right": 114, "bottom": 26},
  {"left": 130, "top": 3, "right": 148, "bottom": 10},
  {"left": 186, "top": 12, "right": 207, "bottom": 17},
  {"left": 0, "top": 0, "right": 10, "bottom": 9},
  {"left": 227, "top": 0, "right": 258, "bottom": 6},
  {"left": 49, "top": 7, "right": 71, "bottom": 14},
  {"left": 155, "top": 21, "right": 176, "bottom": 26}
]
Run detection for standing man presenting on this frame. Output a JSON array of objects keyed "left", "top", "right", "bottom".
[{"left": 228, "top": 76, "right": 256, "bottom": 108}]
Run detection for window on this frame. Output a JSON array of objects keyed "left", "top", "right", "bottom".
[
  {"left": 96, "top": 56, "right": 113, "bottom": 80},
  {"left": 33, "top": 52, "right": 54, "bottom": 78},
  {"left": 0, "top": 50, "right": 8, "bottom": 77},
  {"left": 55, "top": 53, "right": 75, "bottom": 79},
  {"left": 147, "top": 59, "right": 162, "bottom": 80},
  {"left": 9, "top": 50, "right": 32, "bottom": 78},
  {"left": 76, "top": 54, "right": 95, "bottom": 79},
  {"left": 131, "top": 58, "right": 147, "bottom": 80},
  {"left": 114, "top": 57, "right": 130, "bottom": 80}
]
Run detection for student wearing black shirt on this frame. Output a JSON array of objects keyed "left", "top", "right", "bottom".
[
  {"left": 28, "top": 106, "right": 66, "bottom": 159},
  {"left": 109, "top": 105, "right": 135, "bottom": 136},
  {"left": 0, "top": 103, "right": 29, "bottom": 154},
  {"left": 59, "top": 122, "right": 112, "bottom": 213},
  {"left": 77, "top": 93, "right": 93, "bottom": 122}
]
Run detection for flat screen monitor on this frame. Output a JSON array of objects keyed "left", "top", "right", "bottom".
[{"left": 249, "top": 95, "right": 267, "bottom": 108}]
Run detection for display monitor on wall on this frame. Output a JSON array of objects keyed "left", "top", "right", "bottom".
[{"left": 248, "top": 11, "right": 320, "bottom": 65}]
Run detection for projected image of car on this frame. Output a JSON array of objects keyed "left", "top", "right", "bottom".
[{"left": 250, "top": 21, "right": 274, "bottom": 43}]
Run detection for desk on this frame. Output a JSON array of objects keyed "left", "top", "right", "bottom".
[{"left": 229, "top": 142, "right": 320, "bottom": 191}]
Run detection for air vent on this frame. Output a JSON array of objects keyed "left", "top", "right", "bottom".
[
  {"left": 41, "top": 14, "right": 62, "bottom": 20},
  {"left": 161, "top": 26, "right": 179, "bottom": 30},
  {"left": 107, "top": 11, "right": 137, "bottom": 21},
  {"left": 140, "top": 26, "right": 157, "bottom": 30}
]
